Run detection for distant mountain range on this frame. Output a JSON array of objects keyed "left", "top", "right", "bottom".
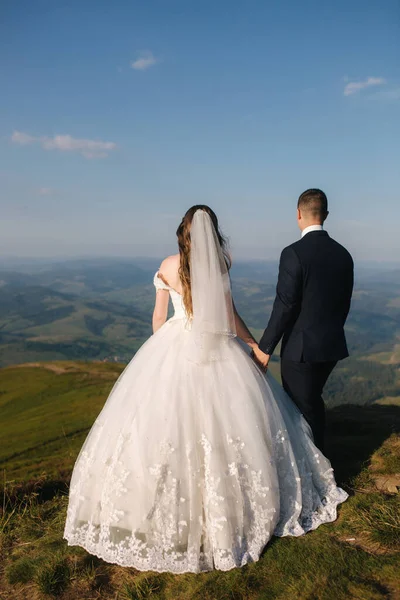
[{"left": 0, "top": 258, "right": 399, "bottom": 407}]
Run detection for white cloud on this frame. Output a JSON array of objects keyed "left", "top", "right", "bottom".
[
  {"left": 344, "top": 76, "right": 386, "bottom": 96},
  {"left": 41, "top": 134, "right": 116, "bottom": 158},
  {"left": 11, "top": 131, "right": 117, "bottom": 159},
  {"left": 11, "top": 131, "right": 35, "bottom": 145},
  {"left": 131, "top": 51, "right": 157, "bottom": 71}
]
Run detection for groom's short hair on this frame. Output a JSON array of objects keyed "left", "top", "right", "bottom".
[{"left": 298, "top": 189, "right": 328, "bottom": 220}]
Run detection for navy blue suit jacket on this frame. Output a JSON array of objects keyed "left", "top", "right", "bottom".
[{"left": 259, "top": 231, "right": 354, "bottom": 363}]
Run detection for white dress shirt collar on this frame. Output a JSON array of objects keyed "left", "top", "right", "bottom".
[{"left": 301, "top": 224, "right": 324, "bottom": 238}]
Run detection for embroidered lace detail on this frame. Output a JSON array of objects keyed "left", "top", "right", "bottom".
[{"left": 64, "top": 431, "right": 348, "bottom": 573}]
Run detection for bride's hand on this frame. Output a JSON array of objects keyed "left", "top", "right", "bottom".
[{"left": 251, "top": 345, "right": 270, "bottom": 373}]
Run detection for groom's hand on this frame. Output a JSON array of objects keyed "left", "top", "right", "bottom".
[{"left": 251, "top": 346, "right": 270, "bottom": 373}]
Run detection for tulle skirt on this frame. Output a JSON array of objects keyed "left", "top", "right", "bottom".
[{"left": 64, "top": 317, "right": 348, "bottom": 573}]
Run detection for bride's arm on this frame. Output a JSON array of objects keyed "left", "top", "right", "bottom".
[
  {"left": 233, "top": 301, "right": 270, "bottom": 370},
  {"left": 232, "top": 301, "right": 258, "bottom": 350},
  {"left": 152, "top": 289, "right": 169, "bottom": 333}
]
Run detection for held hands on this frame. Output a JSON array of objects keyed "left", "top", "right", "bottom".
[{"left": 250, "top": 345, "right": 270, "bottom": 373}]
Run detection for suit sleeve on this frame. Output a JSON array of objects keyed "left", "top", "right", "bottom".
[
  {"left": 259, "top": 246, "right": 302, "bottom": 355},
  {"left": 342, "top": 254, "right": 354, "bottom": 324}
]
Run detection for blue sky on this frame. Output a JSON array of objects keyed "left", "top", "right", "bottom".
[{"left": 1, "top": 0, "right": 399, "bottom": 262}]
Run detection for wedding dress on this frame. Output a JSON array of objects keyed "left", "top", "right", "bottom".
[{"left": 64, "top": 211, "right": 348, "bottom": 573}]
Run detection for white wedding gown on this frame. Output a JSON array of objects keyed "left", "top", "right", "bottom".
[{"left": 64, "top": 271, "right": 348, "bottom": 573}]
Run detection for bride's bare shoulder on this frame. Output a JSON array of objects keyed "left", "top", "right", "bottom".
[
  {"left": 159, "top": 254, "right": 180, "bottom": 272},
  {"left": 158, "top": 255, "right": 181, "bottom": 291},
  {"left": 159, "top": 254, "right": 180, "bottom": 288}
]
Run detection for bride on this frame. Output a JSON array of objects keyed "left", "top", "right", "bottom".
[{"left": 64, "top": 205, "right": 347, "bottom": 573}]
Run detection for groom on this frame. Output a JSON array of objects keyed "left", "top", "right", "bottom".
[{"left": 254, "top": 189, "right": 354, "bottom": 452}]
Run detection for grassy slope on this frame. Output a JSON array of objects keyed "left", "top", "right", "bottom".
[
  {"left": 0, "top": 362, "right": 124, "bottom": 483},
  {"left": 0, "top": 362, "right": 399, "bottom": 600}
]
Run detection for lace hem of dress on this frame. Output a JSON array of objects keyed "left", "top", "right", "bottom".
[
  {"left": 274, "top": 485, "right": 348, "bottom": 537},
  {"left": 64, "top": 486, "right": 348, "bottom": 574}
]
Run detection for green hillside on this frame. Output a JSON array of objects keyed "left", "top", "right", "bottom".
[
  {"left": 0, "top": 362, "right": 124, "bottom": 483},
  {"left": 0, "top": 285, "right": 151, "bottom": 367},
  {"left": 0, "top": 362, "right": 399, "bottom": 599}
]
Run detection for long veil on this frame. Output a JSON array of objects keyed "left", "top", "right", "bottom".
[{"left": 187, "top": 209, "right": 236, "bottom": 363}]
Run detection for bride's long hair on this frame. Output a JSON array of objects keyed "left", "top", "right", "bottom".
[{"left": 176, "top": 205, "right": 231, "bottom": 318}]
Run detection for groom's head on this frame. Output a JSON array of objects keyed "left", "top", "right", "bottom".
[{"left": 297, "top": 189, "right": 329, "bottom": 231}]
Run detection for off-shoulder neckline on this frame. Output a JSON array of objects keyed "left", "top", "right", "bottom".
[{"left": 156, "top": 271, "right": 182, "bottom": 297}]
